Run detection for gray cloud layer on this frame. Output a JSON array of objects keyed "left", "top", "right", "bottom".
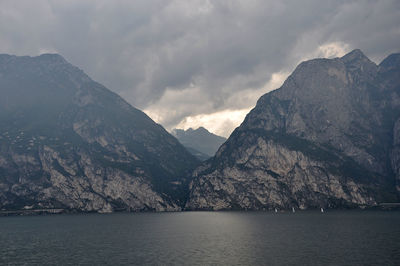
[{"left": 1, "top": 0, "right": 399, "bottom": 136}]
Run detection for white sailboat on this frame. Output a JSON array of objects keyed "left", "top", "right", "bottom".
[
  {"left": 292, "top": 207, "right": 295, "bottom": 213},
  {"left": 321, "top": 207, "right": 324, "bottom": 213},
  {"left": 275, "top": 208, "right": 278, "bottom": 213}
]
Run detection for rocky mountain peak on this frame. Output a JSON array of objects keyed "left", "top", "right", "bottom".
[
  {"left": 340, "top": 49, "right": 377, "bottom": 79},
  {"left": 0, "top": 53, "right": 199, "bottom": 213},
  {"left": 341, "top": 49, "right": 368, "bottom": 61},
  {"left": 186, "top": 50, "right": 400, "bottom": 211},
  {"left": 37, "top": 53, "right": 67, "bottom": 64},
  {"left": 195, "top": 127, "right": 208, "bottom": 133},
  {"left": 0, "top": 53, "right": 68, "bottom": 66}
]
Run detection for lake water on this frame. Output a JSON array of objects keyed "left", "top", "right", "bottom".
[{"left": 0, "top": 211, "right": 399, "bottom": 265}]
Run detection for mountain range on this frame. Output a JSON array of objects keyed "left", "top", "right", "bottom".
[{"left": 1, "top": 49, "right": 399, "bottom": 213}]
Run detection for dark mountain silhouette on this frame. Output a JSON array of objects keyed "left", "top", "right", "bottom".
[{"left": 0, "top": 54, "right": 199, "bottom": 213}]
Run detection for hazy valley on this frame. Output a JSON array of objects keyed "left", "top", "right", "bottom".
[{"left": 172, "top": 127, "right": 226, "bottom": 161}]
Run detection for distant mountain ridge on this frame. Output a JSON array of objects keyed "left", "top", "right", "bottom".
[
  {"left": 172, "top": 127, "right": 227, "bottom": 159},
  {"left": 186, "top": 49, "right": 400, "bottom": 210},
  {"left": 0, "top": 53, "right": 199, "bottom": 213}
]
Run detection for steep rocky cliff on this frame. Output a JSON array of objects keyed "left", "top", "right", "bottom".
[
  {"left": 0, "top": 54, "right": 199, "bottom": 213},
  {"left": 187, "top": 50, "right": 400, "bottom": 210}
]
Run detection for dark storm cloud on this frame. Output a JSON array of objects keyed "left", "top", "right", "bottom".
[{"left": 0, "top": 0, "right": 399, "bottom": 135}]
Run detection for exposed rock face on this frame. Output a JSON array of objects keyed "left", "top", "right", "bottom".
[
  {"left": 0, "top": 54, "right": 199, "bottom": 212},
  {"left": 187, "top": 50, "right": 400, "bottom": 210},
  {"left": 391, "top": 118, "right": 400, "bottom": 192},
  {"left": 172, "top": 127, "right": 227, "bottom": 160},
  {"left": 384, "top": 53, "right": 400, "bottom": 193}
]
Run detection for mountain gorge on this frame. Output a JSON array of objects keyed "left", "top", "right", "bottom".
[
  {"left": 0, "top": 54, "right": 199, "bottom": 213},
  {"left": 186, "top": 50, "right": 400, "bottom": 210},
  {"left": 1, "top": 50, "right": 399, "bottom": 214}
]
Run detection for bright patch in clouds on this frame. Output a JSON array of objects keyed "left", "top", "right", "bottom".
[
  {"left": 176, "top": 109, "right": 251, "bottom": 137},
  {"left": 144, "top": 42, "right": 349, "bottom": 138},
  {"left": 293, "top": 41, "right": 351, "bottom": 65},
  {"left": 145, "top": 70, "right": 288, "bottom": 137},
  {"left": 317, "top": 42, "right": 350, "bottom": 58}
]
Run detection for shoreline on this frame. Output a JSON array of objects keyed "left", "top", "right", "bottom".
[{"left": 1, "top": 203, "right": 400, "bottom": 217}]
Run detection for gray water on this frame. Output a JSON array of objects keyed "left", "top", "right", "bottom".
[{"left": 0, "top": 211, "right": 399, "bottom": 265}]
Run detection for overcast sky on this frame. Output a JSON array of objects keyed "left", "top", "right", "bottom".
[{"left": 1, "top": 0, "right": 399, "bottom": 137}]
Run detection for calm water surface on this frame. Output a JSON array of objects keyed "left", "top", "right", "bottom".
[{"left": 0, "top": 211, "right": 399, "bottom": 265}]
